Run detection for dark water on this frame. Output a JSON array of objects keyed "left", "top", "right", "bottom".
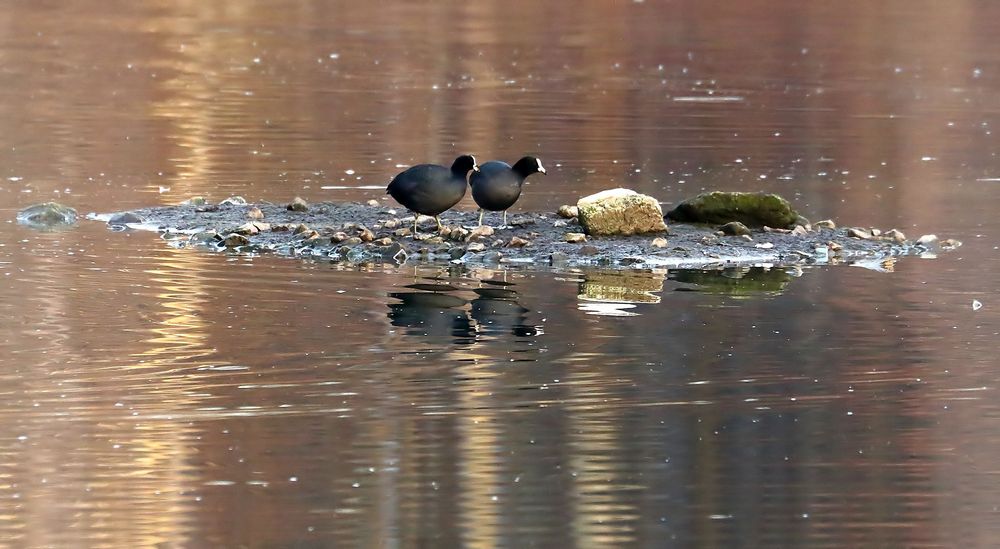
[{"left": 2, "top": 1, "right": 1000, "bottom": 547}]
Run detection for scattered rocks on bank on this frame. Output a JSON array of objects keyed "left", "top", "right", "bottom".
[
  {"left": 577, "top": 188, "right": 668, "bottom": 236},
  {"left": 90, "top": 192, "right": 958, "bottom": 270}
]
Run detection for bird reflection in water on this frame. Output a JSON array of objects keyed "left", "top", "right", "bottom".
[{"left": 387, "top": 280, "right": 540, "bottom": 343}]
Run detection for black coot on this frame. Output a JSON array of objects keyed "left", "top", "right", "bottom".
[
  {"left": 469, "top": 156, "right": 546, "bottom": 227},
  {"left": 387, "top": 155, "right": 479, "bottom": 233}
]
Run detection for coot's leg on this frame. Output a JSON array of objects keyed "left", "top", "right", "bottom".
[
  {"left": 477, "top": 209, "right": 484, "bottom": 227},
  {"left": 435, "top": 216, "right": 443, "bottom": 231},
  {"left": 502, "top": 210, "right": 508, "bottom": 227}
]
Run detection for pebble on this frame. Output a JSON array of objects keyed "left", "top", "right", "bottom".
[
  {"left": 467, "top": 225, "right": 495, "bottom": 241},
  {"left": 287, "top": 197, "right": 309, "bottom": 212},
  {"left": 579, "top": 245, "right": 599, "bottom": 256},
  {"left": 885, "top": 229, "right": 906, "bottom": 243},
  {"left": 374, "top": 237, "right": 393, "bottom": 246},
  {"left": 359, "top": 228, "right": 375, "bottom": 242},
  {"left": 246, "top": 207, "right": 264, "bottom": 220},
  {"left": 549, "top": 251, "right": 569, "bottom": 264},
  {"left": 720, "top": 221, "right": 751, "bottom": 236},
  {"left": 220, "top": 196, "right": 247, "bottom": 206},
  {"left": 466, "top": 242, "right": 486, "bottom": 252},
  {"left": 366, "top": 199, "right": 380, "bottom": 207},
  {"left": 222, "top": 233, "right": 249, "bottom": 247},
  {"left": 292, "top": 223, "right": 311, "bottom": 235},
  {"left": 507, "top": 236, "right": 530, "bottom": 248},
  {"left": 814, "top": 219, "right": 836, "bottom": 230},
  {"left": 382, "top": 219, "right": 400, "bottom": 229},
  {"left": 847, "top": 228, "right": 873, "bottom": 239},
  {"left": 233, "top": 222, "right": 260, "bottom": 236},
  {"left": 869, "top": 228, "right": 882, "bottom": 237},
  {"left": 557, "top": 204, "right": 579, "bottom": 218},
  {"left": 482, "top": 251, "right": 503, "bottom": 263},
  {"left": 393, "top": 227, "right": 412, "bottom": 237},
  {"left": 553, "top": 220, "right": 568, "bottom": 228},
  {"left": 450, "top": 227, "right": 470, "bottom": 241},
  {"left": 343, "top": 236, "right": 363, "bottom": 245},
  {"left": 332, "top": 231, "right": 349, "bottom": 243},
  {"left": 449, "top": 247, "right": 466, "bottom": 260},
  {"left": 791, "top": 225, "right": 809, "bottom": 236},
  {"left": 564, "top": 232, "right": 587, "bottom": 243},
  {"left": 651, "top": 237, "right": 668, "bottom": 248},
  {"left": 916, "top": 234, "right": 938, "bottom": 246}
]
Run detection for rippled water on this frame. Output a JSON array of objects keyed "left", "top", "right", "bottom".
[{"left": 2, "top": 1, "right": 1000, "bottom": 547}]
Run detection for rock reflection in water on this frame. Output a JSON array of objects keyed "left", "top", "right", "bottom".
[
  {"left": 669, "top": 266, "right": 794, "bottom": 296},
  {"left": 578, "top": 270, "right": 666, "bottom": 317}
]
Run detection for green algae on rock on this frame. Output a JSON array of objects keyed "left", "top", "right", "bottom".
[{"left": 666, "top": 191, "right": 801, "bottom": 228}]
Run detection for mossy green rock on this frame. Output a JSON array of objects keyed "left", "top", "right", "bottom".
[
  {"left": 666, "top": 192, "right": 800, "bottom": 228},
  {"left": 16, "top": 202, "right": 78, "bottom": 229}
]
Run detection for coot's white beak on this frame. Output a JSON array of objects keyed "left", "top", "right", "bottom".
[
  {"left": 537, "top": 159, "right": 546, "bottom": 174},
  {"left": 472, "top": 164, "right": 480, "bottom": 172}
]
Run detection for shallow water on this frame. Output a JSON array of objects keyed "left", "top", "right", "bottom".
[{"left": 2, "top": 1, "right": 1000, "bottom": 546}]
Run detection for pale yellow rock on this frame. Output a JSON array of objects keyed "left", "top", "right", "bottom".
[
  {"left": 564, "top": 232, "right": 587, "bottom": 243},
  {"left": 577, "top": 188, "right": 667, "bottom": 236},
  {"left": 651, "top": 237, "right": 668, "bottom": 248}
]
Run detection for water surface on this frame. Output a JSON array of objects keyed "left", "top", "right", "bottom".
[{"left": 2, "top": 1, "right": 1000, "bottom": 547}]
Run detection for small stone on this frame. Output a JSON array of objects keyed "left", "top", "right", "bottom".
[
  {"left": 107, "top": 212, "right": 142, "bottom": 226},
  {"left": 466, "top": 242, "right": 486, "bottom": 252},
  {"left": 222, "top": 233, "right": 249, "bottom": 247},
  {"left": 564, "top": 232, "right": 587, "bottom": 243},
  {"left": 869, "top": 228, "right": 882, "bottom": 238},
  {"left": 331, "top": 231, "right": 349, "bottom": 243},
  {"left": 343, "top": 236, "right": 363, "bottom": 245},
  {"left": 393, "top": 228, "right": 412, "bottom": 237},
  {"left": 183, "top": 196, "right": 207, "bottom": 206},
  {"left": 383, "top": 219, "right": 400, "bottom": 229},
  {"left": 449, "top": 247, "right": 466, "bottom": 260},
  {"left": 482, "top": 251, "right": 503, "bottom": 263},
  {"left": 720, "top": 221, "right": 751, "bottom": 236},
  {"left": 507, "top": 236, "right": 530, "bottom": 248},
  {"left": 828, "top": 241, "right": 843, "bottom": 252},
  {"left": 189, "top": 231, "right": 220, "bottom": 245},
  {"left": 847, "top": 228, "right": 873, "bottom": 239},
  {"left": 287, "top": 197, "right": 309, "bottom": 212},
  {"left": 916, "top": 234, "right": 938, "bottom": 246},
  {"left": 374, "top": 237, "right": 393, "bottom": 246},
  {"left": 366, "top": 199, "right": 380, "bottom": 207},
  {"left": 297, "top": 230, "right": 320, "bottom": 240},
  {"left": 492, "top": 239, "right": 505, "bottom": 248},
  {"left": 467, "top": 225, "right": 494, "bottom": 241},
  {"left": 553, "top": 219, "right": 568, "bottom": 228},
  {"left": 220, "top": 196, "right": 247, "bottom": 206},
  {"left": 814, "top": 219, "right": 836, "bottom": 230},
  {"left": 251, "top": 222, "right": 270, "bottom": 232},
  {"left": 941, "top": 238, "right": 961, "bottom": 249},
  {"left": 233, "top": 222, "right": 260, "bottom": 235},
  {"left": 450, "top": 227, "right": 470, "bottom": 241},
  {"left": 246, "top": 207, "right": 264, "bottom": 220},
  {"left": 359, "top": 228, "right": 375, "bottom": 242},
  {"left": 791, "top": 225, "right": 809, "bottom": 236},
  {"left": 885, "top": 229, "right": 906, "bottom": 243},
  {"left": 424, "top": 236, "right": 444, "bottom": 245},
  {"left": 557, "top": 204, "right": 579, "bottom": 219},
  {"left": 549, "top": 251, "right": 569, "bottom": 264},
  {"left": 651, "top": 237, "right": 668, "bottom": 248},
  {"left": 293, "top": 224, "right": 311, "bottom": 235},
  {"left": 270, "top": 223, "right": 293, "bottom": 232},
  {"left": 579, "top": 245, "right": 599, "bottom": 256}
]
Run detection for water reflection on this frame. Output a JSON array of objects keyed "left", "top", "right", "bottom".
[
  {"left": 387, "top": 277, "right": 541, "bottom": 343},
  {"left": 670, "top": 267, "right": 795, "bottom": 296}
]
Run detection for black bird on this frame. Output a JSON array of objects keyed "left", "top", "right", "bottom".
[
  {"left": 469, "top": 156, "right": 546, "bottom": 227},
  {"left": 387, "top": 155, "right": 479, "bottom": 233}
]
